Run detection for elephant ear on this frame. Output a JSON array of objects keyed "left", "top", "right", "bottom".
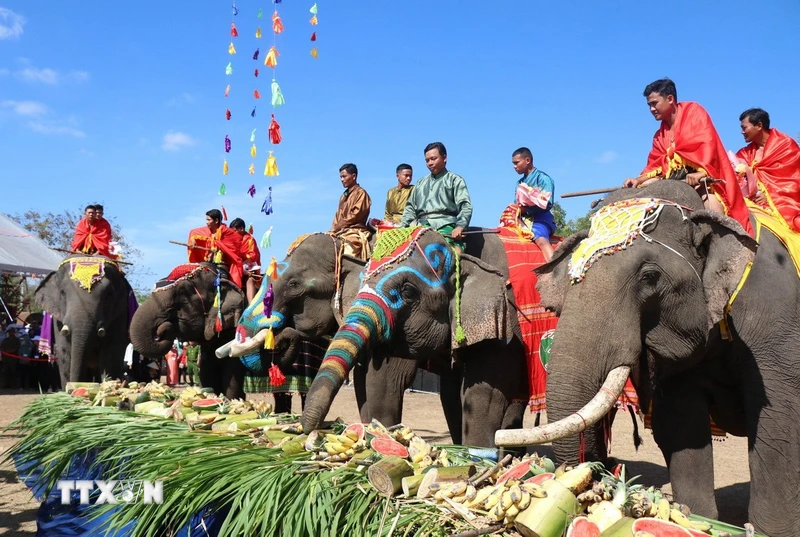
[
  {"left": 334, "top": 257, "right": 366, "bottom": 324},
  {"left": 534, "top": 230, "right": 589, "bottom": 316},
  {"left": 450, "top": 253, "right": 509, "bottom": 349},
  {"left": 690, "top": 210, "right": 758, "bottom": 330},
  {"left": 204, "top": 280, "right": 246, "bottom": 340},
  {"left": 33, "top": 271, "right": 64, "bottom": 321}
]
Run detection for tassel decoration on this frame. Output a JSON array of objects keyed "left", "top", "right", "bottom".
[
  {"left": 265, "top": 46, "right": 279, "bottom": 68},
  {"left": 268, "top": 363, "right": 285, "bottom": 386},
  {"left": 214, "top": 250, "right": 224, "bottom": 264},
  {"left": 225, "top": 62, "right": 233, "bottom": 75},
  {"left": 219, "top": 182, "right": 227, "bottom": 194},
  {"left": 221, "top": 206, "right": 228, "bottom": 221},
  {"left": 263, "top": 282, "right": 274, "bottom": 318},
  {"left": 310, "top": 47, "right": 318, "bottom": 59},
  {"left": 264, "top": 151, "right": 279, "bottom": 176},
  {"left": 248, "top": 223, "right": 254, "bottom": 235},
  {"left": 230, "top": 22, "right": 238, "bottom": 37},
  {"left": 224, "top": 135, "right": 231, "bottom": 153},
  {"left": 257, "top": 8, "right": 263, "bottom": 18},
  {"left": 270, "top": 80, "right": 285, "bottom": 107},
  {"left": 261, "top": 186, "right": 273, "bottom": 215},
  {"left": 254, "top": 89, "right": 261, "bottom": 99},
  {"left": 309, "top": 3, "right": 318, "bottom": 14},
  {"left": 272, "top": 12, "right": 284, "bottom": 34},
  {"left": 266, "top": 257, "right": 278, "bottom": 279},
  {"left": 222, "top": 160, "right": 229, "bottom": 176},
  {"left": 225, "top": 84, "right": 230, "bottom": 97},
  {"left": 251, "top": 107, "right": 256, "bottom": 117},
  {"left": 226, "top": 109, "right": 231, "bottom": 120},
  {"left": 260, "top": 226, "right": 273, "bottom": 248},
  {"left": 228, "top": 42, "right": 236, "bottom": 55},
  {"left": 248, "top": 163, "right": 255, "bottom": 175},
  {"left": 254, "top": 68, "right": 259, "bottom": 77},
  {"left": 255, "top": 27, "right": 262, "bottom": 39},
  {"left": 253, "top": 48, "right": 260, "bottom": 60},
  {"left": 250, "top": 128, "right": 256, "bottom": 142},
  {"left": 250, "top": 144, "right": 257, "bottom": 158},
  {"left": 213, "top": 294, "right": 220, "bottom": 308},
  {"left": 311, "top": 32, "right": 316, "bottom": 41},
  {"left": 268, "top": 114, "right": 282, "bottom": 144},
  {"left": 215, "top": 317, "right": 223, "bottom": 333},
  {"left": 309, "top": 15, "right": 318, "bottom": 25},
  {"left": 232, "top": 3, "right": 238, "bottom": 16},
  {"left": 264, "top": 328, "right": 276, "bottom": 351},
  {"left": 248, "top": 184, "right": 256, "bottom": 197}
]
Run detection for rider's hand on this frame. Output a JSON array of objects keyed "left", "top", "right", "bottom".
[
  {"left": 623, "top": 178, "right": 639, "bottom": 188},
  {"left": 451, "top": 226, "right": 465, "bottom": 240},
  {"left": 753, "top": 190, "right": 767, "bottom": 206},
  {"left": 685, "top": 171, "right": 707, "bottom": 187}
]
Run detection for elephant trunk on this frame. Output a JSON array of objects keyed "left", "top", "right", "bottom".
[
  {"left": 301, "top": 293, "right": 393, "bottom": 432},
  {"left": 68, "top": 326, "right": 95, "bottom": 382},
  {"left": 130, "top": 298, "right": 174, "bottom": 359}
]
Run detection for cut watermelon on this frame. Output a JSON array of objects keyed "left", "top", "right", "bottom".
[
  {"left": 71, "top": 388, "right": 90, "bottom": 397},
  {"left": 566, "top": 517, "right": 600, "bottom": 537},
  {"left": 344, "top": 423, "right": 366, "bottom": 442},
  {"left": 192, "top": 398, "right": 224, "bottom": 411},
  {"left": 370, "top": 437, "right": 409, "bottom": 458},
  {"left": 525, "top": 472, "right": 554, "bottom": 484},
  {"left": 497, "top": 459, "right": 541, "bottom": 484},
  {"left": 631, "top": 518, "right": 693, "bottom": 537}
]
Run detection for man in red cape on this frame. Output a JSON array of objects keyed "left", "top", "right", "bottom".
[
  {"left": 229, "top": 217, "right": 262, "bottom": 302},
  {"left": 625, "top": 78, "right": 753, "bottom": 236},
  {"left": 71, "top": 204, "right": 116, "bottom": 258},
  {"left": 187, "top": 209, "right": 244, "bottom": 287},
  {"left": 735, "top": 108, "right": 800, "bottom": 232}
]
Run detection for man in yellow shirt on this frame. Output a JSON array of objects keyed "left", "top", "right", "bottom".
[{"left": 384, "top": 163, "right": 414, "bottom": 224}]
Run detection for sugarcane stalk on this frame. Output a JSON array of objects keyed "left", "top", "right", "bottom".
[
  {"left": 367, "top": 456, "right": 413, "bottom": 497},
  {"left": 401, "top": 474, "right": 426, "bottom": 497},
  {"left": 514, "top": 479, "right": 580, "bottom": 537},
  {"left": 417, "top": 465, "right": 477, "bottom": 499}
]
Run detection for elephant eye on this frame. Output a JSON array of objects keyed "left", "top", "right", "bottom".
[
  {"left": 641, "top": 269, "right": 660, "bottom": 285},
  {"left": 400, "top": 282, "right": 420, "bottom": 302}
]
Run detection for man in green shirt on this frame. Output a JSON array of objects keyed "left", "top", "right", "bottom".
[
  {"left": 185, "top": 341, "right": 201, "bottom": 387},
  {"left": 399, "top": 142, "right": 473, "bottom": 251}
]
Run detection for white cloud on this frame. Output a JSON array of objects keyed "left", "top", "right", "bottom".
[
  {"left": 595, "top": 151, "right": 618, "bottom": 164},
  {"left": 0, "top": 8, "right": 25, "bottom": 40},
  {"left": 162, "top": 131, "right": 197, "bottom": 151},
  {"left": 1, "top": 99, "right": 48, "bottom": 116},
  {"left": 27, "top": 121, "right": 85, "bottom": 138},
  {"left": 166, "top": 93, "right": 196, "bottom": 107},
  {"left": 15, "top": 66, "right": 89, "bottom": 85}
]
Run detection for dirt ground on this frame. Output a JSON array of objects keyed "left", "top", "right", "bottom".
[{"left": 0, "top": 385, "right": 752, "bottom": 535}]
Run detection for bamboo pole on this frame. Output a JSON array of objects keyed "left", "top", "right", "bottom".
[
  {"left": 367, "top": 456, "right": 413, "bottom": 496},
  {"left": 169, "top": 240, "right": 212, "bottom": 251},
  {"left": 560, "top": 187, "right": 620, "bottom": 199},
  {"left": 50, "top": 248, "right": 133, "bottom": 265}
]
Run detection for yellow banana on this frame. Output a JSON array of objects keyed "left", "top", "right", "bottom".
[
  {"left": 521, "top": 483, "right": 547, "bottom": 498},
  {"left": 344, "top": 429, "right": 360, "bottom": 442},
  {"left": 516, "top": 491, "right": 531, "bottom": 511},
  {"left": 656, "top": 498, "right": 671, "bottom": 520},
  {"left": 464, "top": 484, "right": 477, "bottom": 502},
  {"left": 470, "top": 486, "right": 495, "bottom": 509},
  {"left": 669, "top": 509, "right": 693, "bottom": 529},
  {"left": 508, "top": 484, "right": 522, "bottom": 504},
  {"left": 690, "top": 520, "right": 713, "bottom": 532},
  {"left": 452, "top": 494, "right": 467, "bottom": 504},
  {"left": 490, "top": 502, "right": 507, "bottom": 522},
  {"left": 483, "top": 486, "right": 505, "bottom": 510},
  {"left": 447, "top": 481, "right": 468, "bottom": 498},
  {"left": 499, "top": 490, "right": 515, "bottom": 512},
  {"left": 324, "top": 442, "right": 346, "bottom": 455},
  {"left": 504, "top": 504, "right": 520, "bottom": 522}
]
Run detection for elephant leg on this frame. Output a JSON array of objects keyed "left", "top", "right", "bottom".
[
  {"left": 651, "top": 377, "right": 717, "bottom": 519},
  {"left": 353, "top": 362, "right": 369, "bottom": 423},
  {"left": 222, "top": 356, "right": 246, "bottom": 399},
  {"left": 199, "top": 344, "right": 224, "bottom": 395},
  {"left": 364, "top": 355, "right": 418, "bottom": 427},
  {"left": 438, "top": 361, "right": 463, "bottom": 445},
  {"left": 274, "top": 392, "right": 292, "bottom": 413}
]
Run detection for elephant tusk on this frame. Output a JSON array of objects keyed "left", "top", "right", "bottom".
[
  {"left": 97, "top": 328, "right": 106, "bottom": 338},
  {"left": 494, "top": 366, "right": 631, "bottom": 447},
  {"left": 61, "top": 325, "right": 70, "bottom": 336},
  {"left": 228, "top": 329, "right": 268, "bottom": 357},
  {"left": 215, "top": 340, "right": 236, "bottom": 358}
]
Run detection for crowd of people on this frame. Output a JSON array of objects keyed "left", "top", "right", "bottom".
[
  {"left": 0, "top": 319, "right": 60, "bottom": 392},
  {"left": 124, "top": 340, "right": 202, "bottom": 387}
]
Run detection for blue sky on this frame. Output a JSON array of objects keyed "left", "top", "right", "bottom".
[{"left": 2, "top": 1, "right": 799, "bottom": 290}]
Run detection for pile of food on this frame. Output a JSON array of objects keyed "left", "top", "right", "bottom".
[{"left": 5, "top": 383, "right": 755, "bottom": 537}]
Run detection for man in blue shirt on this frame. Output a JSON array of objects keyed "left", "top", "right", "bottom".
[{"left": 512, "top": 147, "right": 556, "bottom": 261}]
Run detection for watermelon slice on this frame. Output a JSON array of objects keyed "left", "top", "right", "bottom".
[
  {"left": 497, "top": 459, "right": 541, "bottom": 484},
  {"left": 525, "top": 472, "right": 554, "bottom": 484},
  {"left": 565, "top": 517, "right": 600, "bottom": 537},
  {"left": 631, "top": 518, "right": 693, "bottom": 537},
  {"left": 344, "top": 423, "right": 366, "bottom": 442},
  {"left": 71, "top": 388, "right": 90, "bottom": 397},
  {"left": 192, "top": 398, "right": 224, "bottom": 411},
  {"left": 370, "top": 437, "right": 409, "bottom": 458}
]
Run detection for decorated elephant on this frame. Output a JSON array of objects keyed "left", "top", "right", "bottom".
[
  {"left": 300, "top": 226, "right": 531, "bottom": 448},
  {"left": 130, "top": 263, "right": 246, "bottom": 398},
  {"left": 220, "top": 233, "right": 465, "bottom": 435},
  {"left": 34, "top": 255, "right": 137, "bottom": 386},
  {"left": 496, "top": 180, "right": 800, "bottom": 537}
]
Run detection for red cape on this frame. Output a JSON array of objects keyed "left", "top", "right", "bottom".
[
  {"left": 240, "top": 232, "right": 261, "bottom": 266},
  {"left": 736, "top": 128, "right": 800, "bottom": 231},
  {"left": 71, "top": 218, "right": 115, "bottom": 258},
  {"left": 642, "top": 102, "right": 753, "bottom": 236},
  {"left": 187, "top": 224, "right": 243, "bottom": 287}
]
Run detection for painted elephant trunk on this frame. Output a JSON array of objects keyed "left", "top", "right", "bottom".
[
  {"left": 129, "top": 298, "right": 174, "bottom": 358},
  {"left": 301, "top": 293, "right": 393, "bottom": 432}
]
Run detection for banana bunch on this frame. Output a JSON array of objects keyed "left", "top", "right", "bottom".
[
  {"left": 311, "top": 430, "right": 368, "bottom": 461},
  {"left": 408, "top": 436, "right": 433, "bottom": 464},
  {"left": 226, "top": 399, "right": 253, "bottom": 415},
  {"left": 390, "top": 425, "right": 416, "bottom": 444},
  {"left": 433, "top": 479, "right": 546, "bottom": 525},
  {"left": 649, "top": 499, "right": 711, "bottom": 532},
  {"left": 179, "top": 387, "right": 204, "bottom": 407}
]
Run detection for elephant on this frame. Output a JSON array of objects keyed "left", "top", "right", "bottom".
[
  {"left": 34, "top": 254, "right": 136, "bottom": 386},
  {"left": 496, "top": 180, "right": 800, "bottom": 537},
  {"left": 300, "top": 226, "right": 530, "bottom": 448},
  {"left": 221, "top": 232, "right": 465, "bottom": 437},
  {"left": 130, "top": 262, "right": 246, "bottom": 399}
]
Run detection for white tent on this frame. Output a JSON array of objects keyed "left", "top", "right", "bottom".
[{"left": 0, "top": 212, "right": 64, "bottom": 276}]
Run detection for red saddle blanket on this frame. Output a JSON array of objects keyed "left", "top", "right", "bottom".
[{"left": 496, "top": 227, "right": 640, "bottom": 415}]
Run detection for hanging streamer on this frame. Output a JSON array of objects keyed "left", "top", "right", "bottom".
[
  {"left": 250, "top": 128, "right": 257, "bottom": 142},
  {"left": 272, "top": 11, "right": 284, "bottom": 34},
  {"left": 309, "top": 4, "right": 318, "bottom": 58},
  {"left": 228, "top": 42, "right": 237, "bottom": 55},
  {"left": 260, "top": 226, "right": 273, "bottom": 248},
  {"left": 248, "top": 184, "right": 256, "bottom": 197},
  {"left": 268, "top": 115, "right": 282, "bottom": 144},
  {"left": 224, "top": 135, "right": 231, "bottom": 153},
  {"left": 248, "top": 223, "right": 254, "bottom": 235},
  {"left": 248, "top": 163, "right": 255, "bottom": 175},
  {"left": 310, "top": 48, "right": 318, "bottom": 59},
  {"left": 250, "top": 144, "right": 257, "bottom": 158},
  {"left": 225, "top": 62, "right": 233, "bottom": 75},
  {"left": 230, "top": 22, "right": 239, "bottom": 37},
  {"left": 270, "top": 80, "right": 285, "bottom": 106},
  {"left": 219, "top": 182, "right": 227, "bottom": 194},
  {"left": 262, "top": 186, "right": 274, "bottom": 214},
  {"left": 225, "top": 84, "right": 230, "bottom": 97},
  {"left": 226, "top": 109, "right": 231, "bottom": 120},
  {"left": 264, "top": 152, "right": 279, "bottom": 177},
  {"left": 253, "top": 48, "right": 260, "bottom": 60},
  {"left": 221, "top": 206, "right": 228, "bottom": 221},
  {"left": 265, "top": 46, "right": 279, "bottom": 68},
  {"left": 254, "top": 89, "right": 261, "bottom": 99}
]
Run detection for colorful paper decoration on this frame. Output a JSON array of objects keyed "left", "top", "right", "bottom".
[
  {"left": 224, "top": 135, "right": 231, "bottom": 153},
  {"left": 225, "top": 85, "right": 230, "bottom": 97},
  {"left": 254, "top": 68, "right": 259, "bottom": 77},
  {"left": 253, "top": 48, "right": 260, "bottom": 60},
  {"left": 229, "top": 42, "right": 236, "bottom": 55},
  {"left": 222, "top": 161, "right": 228, "bottom": 176},
  {"left": 264, "top": 152, "right": 279, "bottom": 177},
  {"left": 272, "top": 12, "right": 284, "bottom": 34},
  {"left": 265, "top": 46, "right": 279, "bottom": 68},
  {"left": 309, "top": 4, "right": 318, "bottom": 58},
  {"left": 258, "top": 8, "right": 263, "bottom": 18},
  {"left": 250, "top": 129, "right": 256, "bottom": 142},
  {"left": 269, "top": 115, "right": 282, "bottom": 144},
  {"left": 219, "top": 182, "right": 227, "bottom": 194},
  {"left": 270, "top": 80, "right": 285, "bottom": 106},
  {"left": 310, "top": 3, "right": 318, "bottom": 14},
  {"left": 248, "top": 184, "right": 256, "bottom": 197},
  {"left": 248, "top": 223, "right": 254, "bottom": 235},
  {"left": 310, "top": 48, "right": 318, "bottom": 59},
  {"left": 221, "top": 206, "right": 228, "bottom": 221},
  {"left": 260, "top": 226, "right": 273, "bottom": 248},
  {"left": 310, "top": 15, "right": 317, "bottom": 25},
  {"left": 226, "top": 109, "right": 231, "bottom": 120},
  {"left": 251, "top": 107, "right": 256, "bottom": 117},
  {"left": 232, "top": 3, "right": 239, "bottom": 16},
  {"left": 231, "top": 22, "right": 239, "bottom": 37},
  {"left": 248, "top": 163, "right": 255, "bottom": 174},
  {"left": 255, "top": 27, "right": 262, "bottom": 39},
  {"left": 225, "top": 62, "right": 232, "bottom": 75},
  {"left": 250, "top": 144, "right": 257, "bottom": 158},
  {"left": 262, "top": 186, "right": 274, "bottom": 214},
  {"left": 311, "top": 32, "right": 316, "bottom": 41},
  {"left": 254, "top": 89, "right": 261, "bottom": 99}
]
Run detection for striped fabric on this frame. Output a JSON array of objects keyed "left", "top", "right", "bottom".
[{"left": 244, "top": 338, "right": 326, "bottom": 394}]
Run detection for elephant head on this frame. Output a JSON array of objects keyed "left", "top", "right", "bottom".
[
  {"left": 223, "top": 233, "right": 366, "bottom": 368},
  {"left": 130, "top": 263, "right": 245, "bottom": 396},
  {"left": 496, "top": 181, "right": 757, "bottom": 463},
  {"left": 34, "top": 255, "right": 134, "bottom": 384},
  {"left": 301, "top": 227, "right": 513, "bottom": 433}
]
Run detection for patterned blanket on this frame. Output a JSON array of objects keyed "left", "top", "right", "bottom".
[{"left": 243, "top": 339, "right": 327, "bottom": 394}]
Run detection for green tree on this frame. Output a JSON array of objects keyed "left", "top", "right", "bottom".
[
  {"left": 553, "top": 201, "right": 593, "bottom": 237},
  {"left": 11, "top": 207, "right": 152, "bottom": 292}
]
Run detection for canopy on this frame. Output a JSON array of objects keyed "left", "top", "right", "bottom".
[{"left": 0, "top": 213, "right": 65, "bottom": 276}]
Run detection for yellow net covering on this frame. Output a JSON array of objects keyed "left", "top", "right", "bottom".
[
  {"left": 569, "top": 199, "right": 666, "bottom": 283},
  {"left": 58, "top": 257, "right": 112, "bottom": 292},
  {"left": 370, "top": 226, "right": 421, "bottom": 261}
]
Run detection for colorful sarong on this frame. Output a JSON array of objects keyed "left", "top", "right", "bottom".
[{"left": 244, "top": 339, "right": 326, "bottom": 394}]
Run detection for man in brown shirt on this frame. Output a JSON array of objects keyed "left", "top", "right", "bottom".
[{"left": 330, "top": 163, "right": 372, "bottom": 259}]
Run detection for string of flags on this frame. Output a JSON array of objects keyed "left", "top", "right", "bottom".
[{"left": 310, "top": 4, "right": 318, "bottom": 59}]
